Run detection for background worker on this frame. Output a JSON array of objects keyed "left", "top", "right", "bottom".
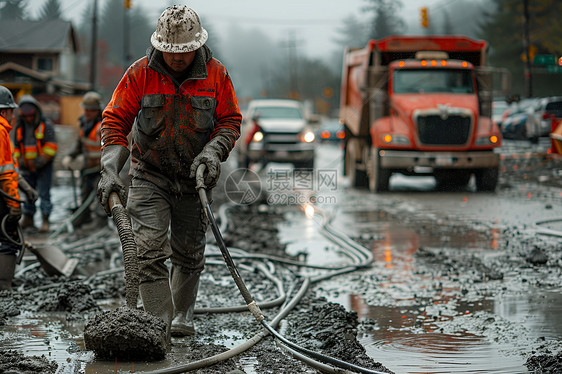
[
  {"left": 62, "top": 91, "right": 105, "bottom": 228},
  {"left": 0, "top": 86, "right": 21, "bottom": 290},
  {"left": 97, "top": 5, "right": 241, "bottom": 342},
  {"left": 12, "top": 95, "right": 58, "bottom": 233}
]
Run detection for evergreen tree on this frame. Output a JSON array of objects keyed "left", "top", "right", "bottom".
[
  {"left": 333, "top": 14, "right": 369, "bottom": 50},
  {"left": 38, "top": 0, "right": 63, "bottom": 21},
  {"left": 441, "top": 10, "right": 454, "bottom": 35},
  {"left": 0, "top": 0, "right": 28, "bottom": 20},
  {"left": 479, "top": 0, "right": 562, "bottom": 96},
  {"left": 364, "top": 0, "right": 405, "bottom": 39}
]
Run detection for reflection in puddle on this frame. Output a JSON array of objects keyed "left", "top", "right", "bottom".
[{"left": 318, "top": 209, "right": 558, "bottom": 373}]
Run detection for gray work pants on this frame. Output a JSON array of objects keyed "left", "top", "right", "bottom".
[{"left": 127, "top": 177, "right": 209, "bottom": 282}]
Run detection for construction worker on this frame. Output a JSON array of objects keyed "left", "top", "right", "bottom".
[
  {"left": 0, "top": 86, "right": 21, "bottom": 291},
  {"left": 97, "top": 5, "right": 241, "bottom": 342},
  {"left": 0, "top": 86, "right": 37, "bottom": 289},
  {"left": 13, "top": 95, "right": 58, "bottom": 233},
  {"left": 61, "top": 91, "right": 105, "bottom": 228}
]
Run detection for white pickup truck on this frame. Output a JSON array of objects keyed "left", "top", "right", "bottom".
[{"left": 236, "top": 99, "right": 316, "bottom": 169}]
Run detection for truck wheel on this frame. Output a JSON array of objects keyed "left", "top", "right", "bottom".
[
  {"left": 368, "top": 147, "right": 390, "bottom": 192},
  {"left": 345, "top": 139, "right": 368, "bottom": 188},
  {"left": 475, "top": 167, "right": 499, "bottom": 191}
]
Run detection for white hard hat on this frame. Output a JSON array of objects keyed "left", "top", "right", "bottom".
[{"left": 150, "top": 5, "right": 208, "bottom": 53}]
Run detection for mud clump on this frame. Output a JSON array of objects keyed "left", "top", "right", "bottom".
[
  {"left": 526, "top": 351, "right": 562, "bottom": 373},
  {"left": 0, "top": 349, "right": 58, "bottom": 374},
  {"left": 285, "top": 296, "right": 394, "bottom": 373},
  {"left": 84, "top": 306, "right": 167, "bottom": 361},
  {"left": 38, "top": 281, "right": 100, "bottom": 313}
]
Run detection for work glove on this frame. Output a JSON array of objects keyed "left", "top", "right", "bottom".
[
  {"left": 61, "top": 155, "right": 73, "bottom": 169},
  {"left": 97, "top": 145, "right": 130, "bottom": 216},
  {"left": 18, "top": 176, "right": 38, "bottom": 203},
  {"left": 190, "top": 131, "right": 238, "bottom": 188},
  {"left": 6, "top": 205, "right": 21, "bottom": 225}
]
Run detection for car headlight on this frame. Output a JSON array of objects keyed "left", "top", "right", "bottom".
[
  {"left": 300, "top": 131, "right": 315, "bottom": 143},
  {"left": 475, "top": 135, "right": 499, "bottom": 145},
  {"left": 252, "top": 131, "right": 264, "bottom": 142}
]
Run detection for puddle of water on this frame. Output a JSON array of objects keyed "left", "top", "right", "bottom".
[
  {"left": 299, "top": 207, "right": 559, "bottom": 373},
  {"left": 360, "top": 330, "right": 527, "bottom": 374},
  {"left": 495, "top": 290, "right": 562, "bottom": 339}
]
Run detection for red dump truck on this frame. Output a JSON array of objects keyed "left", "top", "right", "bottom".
[{"left": 340, "top": 35, "right": 503, "bottom": 192}]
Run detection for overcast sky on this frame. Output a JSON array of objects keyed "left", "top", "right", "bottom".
[{"left": 27, "top": 0, "right": 446, "bottom": 58}]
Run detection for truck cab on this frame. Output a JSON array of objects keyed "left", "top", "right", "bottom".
[{"left": 340, "top": 36, "right": 504, "bottom": 192}]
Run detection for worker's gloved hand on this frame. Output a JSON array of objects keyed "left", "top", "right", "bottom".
[
  {"left": 6, "top": 205, "right": 22, "bottom": 225},
  {"left": 190, "top": 145, "right": 221, "bottom": 189},
  {"left": 18, "top": 176, "right": 38, "bottom": 202},
  {"left": 61, "top": 155, "right": 73, "bottom": 169},
  {"left": 190, "top": 131, "right": 239, "bottom": 188},
  {"left": 97, "top": 145, "right": 130, "bottom": 216}
]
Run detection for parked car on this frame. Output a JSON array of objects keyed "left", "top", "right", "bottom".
[
  {"left": 527, "top": 96, "right": 562, "bottom": 139},
  {"left": 492, "top": 100, "right": 509, "bottom": 128},
  {"left": 316, "top": 119, "right": 345, "bottom": 143},
  {"left": 501, "top": 98, "right": 539, "bottom": 141},
  {"left": 236, "top": 99, "right": 316, "bottom": 169}
]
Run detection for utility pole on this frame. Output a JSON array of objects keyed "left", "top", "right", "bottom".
[
  {"left": 283, "top": 31, "right": 301, "bottom": 100},
  {"left": 523, "top": 0, "right": 532, "bottom": 97},
  {"left": 123, "top": 0, "right": 131, "bottom": 72},
  {"left": 89, "top": 0, "right": 98, "bottom": 91}
]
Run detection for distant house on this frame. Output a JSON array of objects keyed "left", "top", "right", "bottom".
[{"left": 0, "top": 19, "right": 90, "bottom": 124}]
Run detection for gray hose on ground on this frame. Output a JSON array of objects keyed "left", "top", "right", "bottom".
[
  {"left": 109, "top": 192, "right": 139, "bottom": 309},
  {"left": 141, "top": 277, "right": 311, "bottom": 374}
]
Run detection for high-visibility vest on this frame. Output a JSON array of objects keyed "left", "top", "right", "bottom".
[
  {"left": 81, "top": 120, "right": 102, "bottom": 168},
  {"left": 0, "top": 116, "right": 20, "bottom": 209},
  {"left": 13, "top": 122, "right": 58, "bottom": 171}
]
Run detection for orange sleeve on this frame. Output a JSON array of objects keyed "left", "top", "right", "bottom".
[
  {"left": 101, "top": 59, "right": 145, "bottom": 148},
  {"left": 211, "top": 60, "right": 242, "bottom": 139}
]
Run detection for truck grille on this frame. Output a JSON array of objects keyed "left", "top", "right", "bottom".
[{"left": 416, "top": 115, "right": 471, "bottom": 145}]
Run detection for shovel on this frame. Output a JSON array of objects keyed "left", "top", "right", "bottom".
[
  {"left": 1, "top": 205, "right": 78, "bottom": 278},
  {"left": 23, "top": 241, "right": 78, "bottom": 277}
]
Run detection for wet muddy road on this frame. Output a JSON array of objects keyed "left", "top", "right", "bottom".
[{"left": 1, "top": 138, "right": 561, "bottom": 373}]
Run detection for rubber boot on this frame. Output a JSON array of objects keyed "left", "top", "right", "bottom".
[
  {"left": 139, "top": 279, "right": 174, "bottom": 346},
  {"left": 20, "top": 214, "right": 35, "bottom": 229},
  {"left": 38, "top": 214, "right": 49, "bottom": 233},
  {"left": 170, "top": 266, "right": 200, "bottom": 337},
  {"left": 0, "top": 254, "right": 17, "bottom": 291}
]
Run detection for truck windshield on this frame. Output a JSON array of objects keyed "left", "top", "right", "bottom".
[
  {"left": 393, "top": 69, "right": 474, "bottom": 94},
  {"left": 254, "top": 106, "right": 303, "bottom": 119}
]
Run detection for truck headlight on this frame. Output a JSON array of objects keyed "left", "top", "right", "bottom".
[
  {"left": 475, "top": 135, "right": 499, "bottom": 145},
  {"left": 300, "top": 131, "right": 315, "bottom": 143},
  {"left": 382, "top": 134, "right": 410, "bottom": 146}
]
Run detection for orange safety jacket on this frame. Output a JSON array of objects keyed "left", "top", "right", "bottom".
[
  {"left": 13, "top": 121, "right": 58, "bottom": 172},
  {"left": 102, "top": 45, "right": 241, "bottom": 192},
  {"left": 0, "top": 116, "right": 20, "bottom": 209},
  {"left": 79, "top": 115, "right": 102, "bottom": 169}
]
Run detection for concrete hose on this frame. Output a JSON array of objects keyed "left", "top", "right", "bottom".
[{"left": 109, "top": 192, "right": 139, "bottom": 309}]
